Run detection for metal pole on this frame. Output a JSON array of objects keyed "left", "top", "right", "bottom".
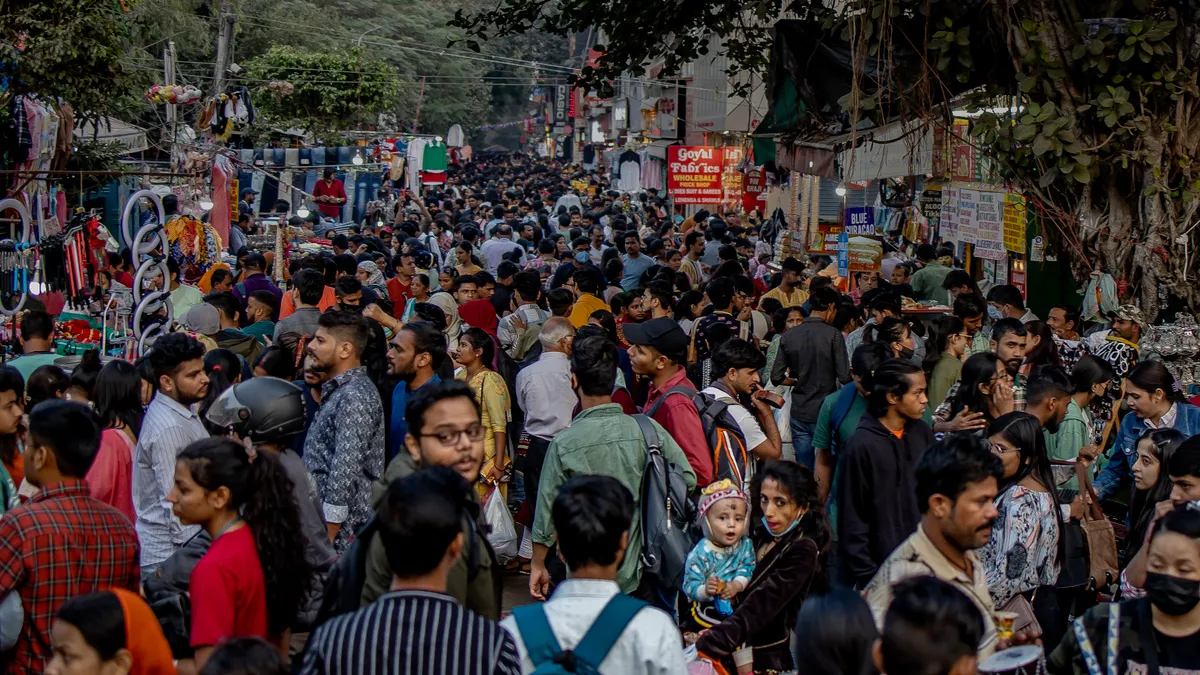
[
  {"left": 210, "top": 0, "right": 236, "bottom": 98},
  {"left": 411, "top": 76, "right": 427, "bottom": 134}
]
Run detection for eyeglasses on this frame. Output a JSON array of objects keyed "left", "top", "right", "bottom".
[
  {"left": 990, "top": 442, "right": 1016, "bottom": 455},
  {"left": 420, "top": 424, "right": 487, "bottom": 446}
]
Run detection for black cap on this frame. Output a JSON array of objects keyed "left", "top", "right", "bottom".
[{"left": 621, "top": 317, "right": 690, "bottom": 362}]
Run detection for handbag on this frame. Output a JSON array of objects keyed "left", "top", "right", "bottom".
[
  {"left": 1076, "top": 462, "right": 1120, "bottom": 591},
  {"left": 997, "top": 592, "right": 1042, "bottom": 638}
]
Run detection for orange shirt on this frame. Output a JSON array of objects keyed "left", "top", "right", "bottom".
[{"left": 279, "top": 286, "right": 337, "bottom": 318}]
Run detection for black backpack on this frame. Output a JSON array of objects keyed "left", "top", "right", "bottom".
[
  {"left": 313, "top": 516, "right": 380, "bottom": 627},
  {"left": 632, "top": 414, "right": 696, "bottom": 597},
  {"left": 647, "top": 386, "right": 752, "bottom": 492}
]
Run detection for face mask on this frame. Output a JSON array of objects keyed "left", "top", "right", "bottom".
[
  {"left": 748, "top": 236, "right": 758, "bottom": 245},
  {"left": 987, "top": 305, "right": 1004, "bottom": 320},
  {"left": 897, "top": 345, "right": 916, "bottom": 361},
  {"left": 761, "top": 515, "right": 800, "bottom": 538},
  {"left": 1145, "top": 572, "right": 1200, "bottom": 615}
]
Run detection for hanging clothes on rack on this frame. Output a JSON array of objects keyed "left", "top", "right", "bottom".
[
  {"left": 617, "top": 150, "right": 641, "bottom": 193},
  {"left": 421, "top": 140, "right": 447, "bottom": 185},
  {"left": 446, "top": 124, "right": 465, "bottom": 148},
  {"left": 211, "top": 154, "right": 233, "bottom": 246}
]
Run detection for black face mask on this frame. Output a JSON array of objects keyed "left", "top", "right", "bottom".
[
  {"left": 896, "top": 345, "right": 916, "bottom": 361},
  {"left": 1145, "top": 572, "right": 1200, "bottom": 615}
]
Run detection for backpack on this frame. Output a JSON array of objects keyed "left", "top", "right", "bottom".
[
  {"left": 510, "top": 312, "right": 545, "bottom": 361},
  {"left": 632, "top": 413, "right": 696, "bottom": 597},
  {"left": 512, "top": 594, "right": 647, "bottom": 675},
  {"left": 647, "top": 386, "right": 751, "bottom": 492},
  {"left": 828, "top": 383, "right": 860, "bottom": 457}
]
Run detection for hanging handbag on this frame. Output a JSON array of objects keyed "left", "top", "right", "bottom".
[
  {"left": 1077, "top": 462, "right": 1120, "bottom": 591},
  {"left": 996, "top": 591, "right": 1042, "bottom": 638}
]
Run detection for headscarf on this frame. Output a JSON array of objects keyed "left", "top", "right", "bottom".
[
  {"left": 197, "top": 263, "right": 232, "bottom": 293},
  {"left": 458, "top": 298, "right": 499, "bottom": 337},
  {"left": 111, "top": 588, "right": 177, "bottom": 675},
  {"left": 357, "top": 260, "right": 387, "bottom": 295}
]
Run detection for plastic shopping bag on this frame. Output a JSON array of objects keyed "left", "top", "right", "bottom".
[{"left": 483, "top": 487, "right": 519, "bottom": 563}]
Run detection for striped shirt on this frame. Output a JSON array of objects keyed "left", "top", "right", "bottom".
[
  {"left": 132, "top": 393, "right": 207, "bottom": 568},
  {"left": 299, "top": 590, "right": 521, "bottom": 675}
]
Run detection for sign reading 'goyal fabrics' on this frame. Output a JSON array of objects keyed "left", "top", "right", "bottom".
[{"left": 667, "top": 146, "right": 725, "bottom": 204}]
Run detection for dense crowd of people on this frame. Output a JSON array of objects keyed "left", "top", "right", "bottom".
[{"left": 0, "top": 154, "right": 1199, "bottom": 675}]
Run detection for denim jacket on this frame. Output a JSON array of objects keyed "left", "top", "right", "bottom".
[{"left": 1095, "top": 403, "right": 1200, "bottom": 500}]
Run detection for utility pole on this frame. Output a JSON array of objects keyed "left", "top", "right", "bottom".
[
  {"left": 211, "top": 0, "right": 236, "bottom": 98},
  {"left": 164, "top": 41, "right": 178, "bottom": 167},
  {"left": 411, "top": 76, "right": 427, "bottom": 134}
]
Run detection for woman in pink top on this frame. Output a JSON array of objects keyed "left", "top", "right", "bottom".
[{"left": 86, "top": 360, "right": 144, "bottom": 521}]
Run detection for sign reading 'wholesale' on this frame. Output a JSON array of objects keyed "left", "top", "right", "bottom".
[{"left": 667, "top": 146, "right": 725, "bottom": 204}]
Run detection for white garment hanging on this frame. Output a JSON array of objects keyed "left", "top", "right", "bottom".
[{"left": 446, "top": 124, "right": 465, "bottom": 148}]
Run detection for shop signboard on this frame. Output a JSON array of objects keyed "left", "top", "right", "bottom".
[
  {"left": 940, "top": 186, "right": 959, "bottom": 241},
  {"left": 721, "top": 147, "right": 745, "bottom": 210},
  {"left": 957, "top": 189, "right": 979, "bottom": 245},
  {"left": 844, "top": 207, "right": 875, "bottom": 236},
  {"left": 667, "top": 146, "right": 724, "bottom": 204},
  {"left": 837, "top": 231, "right": 849, "bottom": 277}
]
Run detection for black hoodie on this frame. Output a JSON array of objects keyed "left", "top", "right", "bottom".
[{"left": 837, "top": 414, "right": 934, "bottom": 588}]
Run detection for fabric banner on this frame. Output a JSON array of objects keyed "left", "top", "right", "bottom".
[
  {"left": 721, "top": 147, "right": 745, "bottom": 211},
  {"left": 743, "top": 168, "right": 767, "bottom": 213},
  {"left": 956, "top": 189, "right": 979, "bottom": 245},
  {"left": 667, "top": 146, "right": 724, "bottom": 204},
  {"left": 973, "top": 190, "right": 1006, "bottom": 260}
]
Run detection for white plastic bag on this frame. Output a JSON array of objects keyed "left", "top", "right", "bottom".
[{"left": 483, "top": 487, "right": 519, "bottom": 563}]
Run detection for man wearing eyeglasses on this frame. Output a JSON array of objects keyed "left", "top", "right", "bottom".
[{"left": 360, "top": 379, "right": 501, "bottom": 620}]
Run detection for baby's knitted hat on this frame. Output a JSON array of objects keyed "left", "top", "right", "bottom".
[{"left": 698, "top": 478, "right": 747, "bottom": 518}]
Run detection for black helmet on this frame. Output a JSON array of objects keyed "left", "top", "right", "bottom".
[{"left": 205, "top": 377, "right": 305, "bottom": 442}]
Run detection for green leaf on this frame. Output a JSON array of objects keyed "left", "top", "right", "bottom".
[
  {"left": 1072, "top": 163, "right": 1091, "bottom": 183},
  {"left": 1119, "top": 46, "right": 1135, "bottom": 61},
  {"left": 1013, "top": 124, "right": 1037, "bottom": 142},
  {"left": 945, "top": 17, "right": 954, "bottom": 28},
  {"left": 1039, "top": 167, "right": 1060, "bottom": 188},
  {"left": 1033, "top": 135, "right": 1052, "bottom": 156}
]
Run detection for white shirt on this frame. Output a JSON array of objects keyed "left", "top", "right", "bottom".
[
  {"left": 133, "top": 393, "right": 207, "bottom": 567},
  {"left": 515, "top": 351, "right": 576, "bottom": 440},
  {"left": 702, "top": 387, "right": 768, "bottom": 453},
  {"left": 500, "top": 579, "right": 688, "bottom": 675},
  {"left": 588, "top": 243, "right": 607, "bottom": 266},
  {"left": 481, "top": 237, "right": 526, "bottom": 274}
]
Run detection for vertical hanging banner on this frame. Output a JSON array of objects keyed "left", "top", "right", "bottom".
[
  {"left": 744, "top": 168, "right": 767, "bottom": 213},
  {"left": 950, "top": 118, "right": 974, "bottom": 182},
  {"left": 940, "top": 186, "right": 959, "bottom": 242},
  {"left": 721, "top": 147, "right": 745, "bottom": 211},
  {"left": 836, "top": 230, "right": 850, "bottom": 277},
  {"left": 1003, "top": 193, "right": 1028, "bottom": 253},
  {"left": 973, "top": 190, "right": 1006, "bottom": 260},
  {"left": 667, "top": 146, "right": 724, "bottom": 204},
  {"left": 956, "top": 188, "right": 979, "bottom": 245}
]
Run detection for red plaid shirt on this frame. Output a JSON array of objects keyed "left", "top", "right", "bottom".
[{"left": 0, "top": 479, "right": 139, "bottom": 674}]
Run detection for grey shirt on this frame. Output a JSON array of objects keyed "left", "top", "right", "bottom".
[
  {"left": 274, "top": 306, "right": 323, "bottom": 341},
  {"left": 771, "top": 316, "right": 851, "bottom": 423}
]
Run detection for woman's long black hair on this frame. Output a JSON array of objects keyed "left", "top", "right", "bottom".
[
  {"left": 94, "top": 360, "right": 146, "bottom": 437},
  {"left": 459, "top": 327, "right": 496, "bottom": 371},
  {"left": 1127, "top": 428, "right": 1187, "bottom": 556},
  {"left": 793, "top": 588, "right": 880, "bottom": 675},
  {"left": 199, "top": 349, "right": 241, "bottom": 435},
  {"left": 922, "top": 315, "right": 964, "bottom": 377},
  {"left": 750, "top": 461, "right": 830, "bottom": 551},
  {"left": 949, "top": 352, "right": 1003, "bottom": 422},
  {"left": 1022, "top": 321, "right": 1061, "bottom": 369},
  {"left": 988, "top": 412, "right": 1064, "bottom": 563},
  {"left": 178, "top": 437, "right": 311, "bottom": 635}
]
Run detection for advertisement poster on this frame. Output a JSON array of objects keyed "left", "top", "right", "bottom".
[
  {"left": 950, "top": 118, "right": 974, "bottom": 182},
  {"left": 1003, "top": 193, "right": 1028, "bottom": 253},
  {"left": 743, "top": 168, "right": 767, "bottom": 213},
  {"left": 721, "top": 147, "right": 745, "bottom": 210},
  {"left": 848, "top": 236, "right": 883, "bottom": 272},
  {"left": 973, "top": 190, "right": 1007, "bottom": 260},
  {"left": 667, "top": 146, "right": 724, "bottom": 204},
  {"left": 957, "top": 188, "right": 979, "bottom": 245},
  {"left": 940, "top": 186, "right": 959, "bottom": 241},
  {"left": 836, "top": 231, "right": 849, "bottom": 277}
]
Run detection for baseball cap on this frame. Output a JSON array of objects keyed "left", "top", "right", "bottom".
[
  {"left": 573, "top": 251, "right": 590, "bottom": 264},
  {"left": 1108, "top": 304, "right": 1146, "bottom": 327},
  {"left": 621, "top": 317, "right": 690, "bottom": 363},
  {"left": 181, "top": 303, "right": 220, "bottom": 335},
  {"left": 240, "top": 188, "right": 258, "bottom": 198}
]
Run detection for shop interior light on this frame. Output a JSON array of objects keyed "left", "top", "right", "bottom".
[{"left": 297, "top": 206, "right": 310, "bottom": 218}]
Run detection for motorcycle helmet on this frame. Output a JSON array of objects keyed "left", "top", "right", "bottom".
[{"left": 205, "top": 377, "right": 305, "bottom": 442}]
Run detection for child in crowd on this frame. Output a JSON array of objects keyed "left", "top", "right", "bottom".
[{"left": 681, "top": 480, "right": 757, "bottom": 631}]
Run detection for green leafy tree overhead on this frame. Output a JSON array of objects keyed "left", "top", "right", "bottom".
[
  {"left": 454, "top": 0, "right": 1200, "bottom": 315},
  {"left": 242, "top": 46, "right": 400, "bottom": 142}
]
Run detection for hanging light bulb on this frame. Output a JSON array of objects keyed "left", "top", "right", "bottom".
[
  {"left": 352, "top": 149, "right": 365, "bottom": 166},
  {"left": 199, "top": 197, "right": 214, "bottom": 210},
  {"left": 297, "top": 205, "right": 310, "bottom": 218},
  {"left": 835, "top": 183, "right": 848, "bottom": 197}
]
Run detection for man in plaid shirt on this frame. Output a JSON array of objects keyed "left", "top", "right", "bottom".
[{"left": 0, "top": 401, "right": 139, "bottom": 674}]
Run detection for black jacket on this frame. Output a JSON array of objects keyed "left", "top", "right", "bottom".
[
  {"left": 770, "top": 316, "right": 850, "bottom": 423},
  {"left": 837, "top": 414, "right": 933, "bottom": 588}
]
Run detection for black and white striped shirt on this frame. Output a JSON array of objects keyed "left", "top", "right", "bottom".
[{"left": 299, "top": 590, "right": 522, "bottom": 675}]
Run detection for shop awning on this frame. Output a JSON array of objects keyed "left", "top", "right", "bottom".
[{"left": 75, "top": 117, "right": 149, "bottom": 154}]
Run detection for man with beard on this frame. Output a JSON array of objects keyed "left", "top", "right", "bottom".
[
  {"left": 990, "top": 318, "right": 1029, "bottom": 412},
  {"left": 359, "top": 380, "right": 502, "bottom": 618},
  {"left": 864, "top": 432, "right": 1004, "bottom": 659},
  {"left": 134, "top": 333, "right": 210, "bottom": 575},
  {"left": 386, "top": 322, "right": 445, "bottom": 460},
  {"left": 302, "top": 311, "right": 385, "bottom": 553}
]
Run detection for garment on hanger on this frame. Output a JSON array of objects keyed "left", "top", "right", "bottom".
[
  {"left": 421, "top": 140, "right": 447, "bottom": 185},
  {"left": 446, "top": 124, "right": 465, "bottom": 148},
  {"left": 211, "top": 154, "right": 233, "bottom": 246}
]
